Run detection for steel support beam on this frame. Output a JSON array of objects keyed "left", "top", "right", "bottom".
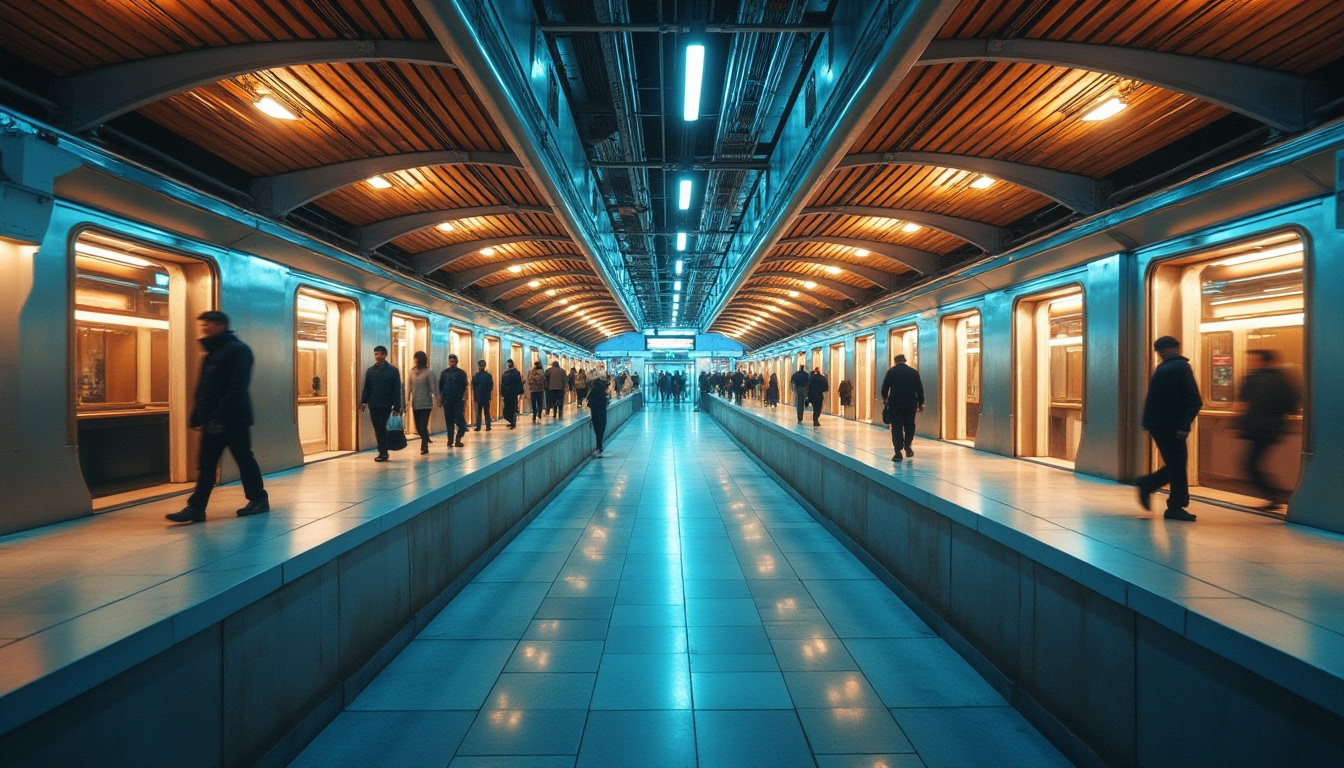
[
  {"left": 761, "top": 255, "right": 895, "bottom": 289},
  {"left": 450, "top": 255, "right": 587, "bottom": 289},
  {"left": 502, "top": 284, "right": 602, "bottom": 313},
  {"left": 747, "top": 272, "right": 870, "bottom": 303},
  {"left": 540, "top": 23, "right": 830, "bottom": 34},
  {"left": 58, "top": 40, "right": 454, "bottom": 132},
  {"left": 799, "top": 205, "right": 1006, "bottom": 253},
  {"left": 477, "top": 271, "right": 597, "bottom": 303},
  {"left": 520, "top": 296, "right": 617, "bottom": 323},
  {"left": 412, "top": 234, "right": 573, "bottom": 274},
  {"left": 732, "top": 297, "right": 823, "bottom": 320},
  {"left": 775, "top": 236, "right": 939, "bottom": 275},
  {"left": 547, "top": 310, "right": 627, "bottom": 336},
  {"left": 920, "top": 38, "right": 1328, "bottom": 133},
  {"left": 592, "top": 161, "right": 771, "bottom": 170},
  {"left": 738, "top": 288, "right": 847, "bottom": 314},
  {"left": 356, "top": 204, "right": 552, "bottom": 251}
]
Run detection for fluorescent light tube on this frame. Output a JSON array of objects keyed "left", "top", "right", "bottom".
[
  {"left": 676, "top": 231, "right": 687, "bottom": 251},
  {"left": 678, "top": 179, "right": 692, "bottom": 210},
  {"left": 684, "top": 44, "right": 705, "bottom": 121},
  {"left": 675, "top": 260, "right": 684, "bottom": 275}
]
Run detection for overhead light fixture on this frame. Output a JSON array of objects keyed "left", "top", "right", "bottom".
[
  {"left": 74, "top": 242, "right": 155, "bottom": 268},
  {"left": 1082, "top": 96, "right": 1127, "bottom": 122},
  {"left": 970, "top": 175, "right": 995, "bottom": 189},
  {"left": 854, "top": 248, "right": 869, "bottom": 257},
  {"left": 366, "top": 176, "right": 393, "bottom": 189},
  {"left": 559, "top": 298, "right": 569, "bottom": 305},
  {"left": 480, "top": 247, "right": 497, "bottom": 256},
  {"left": 528, "top": 280, "right": 542, "bottom": 288},
  {"left": 436, "top": 221, "right": 455, "bottom": 232},
  {"left": 676, "top": 231, "right": 687, "bottom": 251},
  {"left": 678, "top": 179, "right": 693, "bottom": 210},
  {"left": 507, "top": 265, "right": 523, "bottom": 273},
  {"left": 684, "top": 44, "right": 705, "bottom": 121},
  {"left": 673, "top": 280, "right": 682, "bottom": 291},
  {"left": 825, "top": 266, "right": 841, "bottom": 275},
  {"left": 803, "top": 280, "right": 817, "bottom": 290},
  {"left": 675, "top": 259, "right": 684, "bottom": 275},
  {"left": 901, "top": 222, "right": 922, "bottom": 233},
  {"left": 253, "top": 89, "right": 299, "bottom": 121},
  {"left": 788, "top": 290, "right": 799, "bottom": 297},
  {"left": 545, "top": 289, "right": 557, "bottom": 296}
]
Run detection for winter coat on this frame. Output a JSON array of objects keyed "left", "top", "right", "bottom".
[
  {"left": 191, "top": 331, "right": 255, "bottom": 428},
  {"left": 1142, "top": 355, "right": 1203, "bottom": 433}
]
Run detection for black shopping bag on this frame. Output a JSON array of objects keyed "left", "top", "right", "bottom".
[{"left": 386, "top": 412, "right": 408, "bottom": 451}]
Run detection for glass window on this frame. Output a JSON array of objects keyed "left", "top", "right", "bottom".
[
  {"left": 74, "top": 245, "right": 171, "bottom": 413},
  {"left": 941, "top": 312, "right": 981, "bottom": 443},
  {"left": 1016, "top": 290, "right": 1085, "bottom": 464}
]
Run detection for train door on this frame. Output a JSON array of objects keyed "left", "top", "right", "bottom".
[
  {"left": 856, "top": 335, "right": 874, "bottom": 422},
  {"left": 450, "top": 328, "right": 474, "bottom": 418},
  {"left": 941, "top": 311, "right": 981, "bottom": 444},
  {"left": 1149, "top": 233, "right": 1305, "bottom": 509},
  {"left": 73, "top": 232, "right": 214, "bottom": 498},
  {"left": 889, "top": 325, "right": 919, "bottom": 371},
  {"left": 1015, "top": 289, "right": 1085, "bottom": 466},
  {"left": 296, "top": 288, "right": 357, "bottom": 459},
  {"left": 829, "top": 343, "right": 845, "bottom": 415},
  {"left": 391, "top": 312, "right": 429, "bottom": 438},
  {"left": 486, "top": 336, "right": 501, "bottom": 416}
]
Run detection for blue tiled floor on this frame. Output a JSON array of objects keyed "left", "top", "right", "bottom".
[{"left": 290, "top": 405, "right": 1072, "bottom": 767}]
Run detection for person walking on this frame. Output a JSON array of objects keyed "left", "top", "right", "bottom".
[
  {"left": 501, "top": 359, "right": 523, "bottom": 429},
  {"left": 1238, "top": 349, "right": 1300, "bottom": 510},
  {"left": 587, "top": 373, "right": 611, "bottom": 455},
  {"left": 407, "top": 351, "right": 437, "bottom": 455},
  {"left": 807, "top": 367, "right": 829, "bottom": 426},
  {"left": 765, "top": 373, "right": 780, "bottom": 409},
  {"left": 731, "top": 369, "right": 745, "bottom": 405},
  {"left": 790, "top": 365, "right": 811, "bottom": 424},
  {"left": 438, "top": 353, "right": 469, "bottom": 447},
  {"left": 546, "top": 360, "right": 568, "bottom": 418},
  {"left": 574, "top": 367, "right": 589, "bottom": 410},
  {"left": 880, "top": 354, "right": 924, "bottom": 462},
  {"left": 166, "top": 311, "right": 268, "bottom": 523},
  {"left": 1135, "top": 336, "right": 1203, "bottom": 521},
  {"left": 360, "top": 344, "right": 403, "bottom": 463},
  {"left": 471, "top": 360, "right": 494, "bottom": 431},
  {"left": 527, "top": 361, "right": 546, "bottom": 423}
]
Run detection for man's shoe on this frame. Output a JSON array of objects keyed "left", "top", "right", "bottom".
[
  {"left": 374, "top": 455, "right": 389, "bottom": 462},
  {"left": 1137, "top": 484, "right": 1151, "bottom": 511},
  {"left": 236, "top": 499, "right": 269, "bottom": 517},
  {"left": 904, "top": 447, "right": 914, "bottom": 457},
  {"left": 1164, "top": 508, "right": 1197, "bottom": 522},
  {"left": 813, "top": 420, "right": 820, "bottom": 426},
  {"left": 474, "top": 426, "right": 481, "bottom": 432},
  {"left": 166, "top": 506, "right": 206, "bottom": 523},
  {"left": 893, "top": 454, "right": 902, "bottom": 462},
  {"left": 486, "top": 427, "right": 491, "bottom": 431},
  {"left": 454, "top": 440, "right": 465, "bottom": 447},
  {"left": 421, "top": 448, "right": 429, "bottom": 455}
]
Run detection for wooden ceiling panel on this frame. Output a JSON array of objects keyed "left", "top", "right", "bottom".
[
  {"left": 472, "top": 258, "right": 592, "bottom": 286},
  {"left": 783, "top": 215, "right": 966, "bottom": 256},
  {"left": 319, "top": 167, "right": 547, "bottom": 226}
]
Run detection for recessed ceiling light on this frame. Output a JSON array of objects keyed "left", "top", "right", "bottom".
[
  {"left": 559, "top": 298, "right": 569, "bottom": 304},
  {"left": 676, "top": 231, "right": 687, "bottom": 251},
  {"left": 253, "top": 94, "right": 298, "bottom": 121},
  {"left": 480, "top": 246, "right": 497, "bottom": 256},
  {"left": 437, "top": 221, "right": 455, "bottom": 232},
  {"left": 366, "top": 176, "right": 392, "bottom": 189},
  {"left": 825, "top": 266, "right": 841, "bottom": 275},
  {"left": 528, "top": 280, "right": 542, "bottom": 288},
  {"left": 684, "top": 44, "right": 705, "bottom": 121},
  {"left": 507, "top": 265, "right": 523, "bottom": 273},
  {"left": 675, "top": 259, "right": 684, "bottom": 275},
  {"left": 901, "top": 222, "right": 922, "bottom": 233},
  {"left": 854, "top": 248, "right": 869, "bottom": 257},
  {"left": 678, "top": 179, "right": 693, "bottom": 210},
  {"left": 1082, "top": 96, "right": 1126, "bottom": 122},
  {"left": 788, "top": 290, "right": 799, "bottom": 297},
  {"left": 803, "top": 280, "right": 817, "bottom": 290},
  {"left": 673, "top": 280, "right": 682, "bottom": 291},
  {"left": 970, "top": 175, "right": 995, "bottom": 189},
  {"left": 545, "top": 289, "right": 557, "bottom": 296}
]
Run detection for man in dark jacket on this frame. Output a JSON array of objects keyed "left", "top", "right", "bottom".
[
  {"left": 1136, "top": 336, "right": 1204, "bottom": 521},
  {"left": 881, "top": 354, "right": 925, "bottom": 462},
  {"left": 500, "top": 359, "right": 524, "bottom": 429},
  {"left": 807, "top": 368, "right": 829, "bottom": 426},
  {"left": 360, "top": 344, "right": 404, "bottom": 462},
  {"left": 790, "top": 365, "right": 811, "bottom": 424},
  {"left": 472, "top": 360, "right": 494, "bottom": 432},
  {"left": 1239, "top": 349, "right": 1300, "bottom": 510},
  {"left": 545, "top": 360, "right": 568, "bottom": 418},
  {"left": 730, "top": 369, "right": 745, "bottom": 405},
  {"left": 167, "top": 312, "right": 268, "bottom": 523},
  {"left": 438, "top": 354, "right": 469, "bottom": 446}
]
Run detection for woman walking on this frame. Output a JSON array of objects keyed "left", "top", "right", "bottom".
[
  {"left": 587, "top": 374, "right": 610, "bottom": 455},
  {"left": 407, "top": 351, "right": 436, "bottom": 454}
]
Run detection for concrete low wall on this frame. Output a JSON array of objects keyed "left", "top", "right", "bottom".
[
  {"left": 1, "top": 394, "right": 641, "bottom": 768},
  {"left": 708, "top": 399, "right": 1342, "bottom": 768}
]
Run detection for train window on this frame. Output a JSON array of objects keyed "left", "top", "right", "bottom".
[
  {"left": 73, "top": 233, "right": 213, "bottom": 498},
  {"left": 941, "top": 311, "right": 981, "bottom": 444},
  {"left": 1015, "top": 289, "right": 1085, "bottom": 465},
  {"left": 296, "top": 289, "right": 357, "bottom": 459},
  {"left": 888, "top": 325, "right": 918, "bottom": 371},
  {"left": 1149, "top": 232, "right": 1305, "bottom": 509},
  {"left": 855, "top": 335, "right": 874, "bottom": 422},
  {"left": 391, "top": 313, "right": 430, "bottom": 437}
]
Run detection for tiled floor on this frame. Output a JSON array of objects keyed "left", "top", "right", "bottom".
[{"left": 290, "top": 404, "right": 1071, "bottom": 768}]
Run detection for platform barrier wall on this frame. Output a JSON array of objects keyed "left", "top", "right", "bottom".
[
  {"left": 0, "top": 393, "right": 641, "bottom": 768},
  {"left": 707, "top": 398, "right": 1343, "bottom": 768}
]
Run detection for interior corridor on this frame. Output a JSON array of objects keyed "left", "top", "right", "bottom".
[{"left": 291, "top": 406, "right": 1071, "bottom": 767}]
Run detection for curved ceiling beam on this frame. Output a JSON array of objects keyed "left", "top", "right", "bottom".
[
  {"left": 761, "top": 254, "right": 895, "bottom": 289},
  {"left": 412, "top": 234, "right": 574, "bottom": 274},
  {"left": 775, "top": 236, "right": 938, "bottom": 275},
  {"left": 714, "top": 323, "right": 774, "bottom": 345},
  {"left": 502, "top": 284, "right": 602, "bottom": 313},
  {"left": 59, "top": 40, "right": 454, "bottom": 133},
  {"left": 838, "top": 151, "right": 1107, "bottom": 215},
  {"left": 737, "top": 288, "right": 847, "bottom": 314},
  {"left": 920, "top": 38, "right": 1326, "bottom": 133},
  {"left": 476, "top": 271, "right": 601, "bottom": 304},
  {"left": 747, "top": 272, "right": 874, "bottom": 304},
  {"left": 798, "top": 205, "right": 1007, "bottom": 253},
  {"left": 731, "top": 297, "right": 823, "bottom": 320},
  {"left": 450, "top": 255, "right": 588, "bottom": 289},
  {"left": 717, "top": 312, "right": 804, "bottom": 337},
  {"left": 522, "top": 297, "right": 619, "bottom": 323},
  {"left": 254, "top": 150, "right": 524, "bottom": 216},
  {"left": 719, "top": 305, "right": 804, "bottom": 331},
  {"left": 547, "top": 310, "right": 628, "bottom": 336},
  {"left": 356, "top": 204, "right": 553, "bottom": 251}
]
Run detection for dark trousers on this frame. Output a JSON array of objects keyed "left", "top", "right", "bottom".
[
  {"left": 474, "top": 399, "right": 491, "bottom": 429},
  {"left": 445, "top": 401, "right": 467, "bottom": 439},
  {"left": 188, "top": 424, "right": 267, "bottom": 510},
  {"left": 503, "top": 396, "right": 519, "bottom": 426},
  {"left": 577, "top": 387, "right": 589, "bottom": 408},
  {"left": 794, "top": 387, "right": 807, "bottom": 421},
  {"left": 891, "top": 406, "right": 917, "bottom": 453},
  {"left": 1139, "top": 430, "right": 1190, "bottom": 510},
  {"left": 1245, "top": 435, "right": 1282, "bottom": 501},
  {"left": 369, "top": 406, "right": 391, "bottom": 457},
  {"left": 530, "top": 391, "right": 544, "bottom": 419},
  {"left": 732, "top": 387, "right": 743, "bottom": 405},
  {"left": 547, "top": 390, "right": 564, "bottom": 417},
  {"left": 591, "top": 406, "right": 608, "bottom": 452},
  {"left": 413, "top": 408, "right": 432, "bottom": 452},
  {"left": 809, "top": 397, "right": 824, "bottom": 423}
]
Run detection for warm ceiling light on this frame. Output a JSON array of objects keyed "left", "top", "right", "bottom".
[
  {"left": 775, "top": 298, "right": 786, "bottom": 305},
  {"left": 825, "top": 266, "right": 841, "bottom": 275},
  {"left": 507, "top": 265, "right": 523, "bottom": 273},
  {"left": 1082, "top": 96, "right": 1127, "bottom": 122},
  {"left": 769, "top": 305, "right": 781, "bottom": 312},
  {"left": 678, "top": 179, "right": 693, "bottom": 210},
  {"left": 684, "top": 44, "right": 705, "bottom": 121},
  {"left": 675, "top": 259, "right": 684, "bottom": 275},
  {"left": 527, "top": 280, "right": 542, "bottom": 288},
  {"left": 673, "top": 280, "right": 682, "bottom": 291},
  {"left": 901, "top": 222, "right": 922, "bottom": 233},
  {"left": 854, "top": 248, "right": 869, "bottom": 257},
  {"left": 545, "top": 288, "right": 557, "bottom": 296},
  {"left": 436, "top": 221, "right": 456, "bottom": 232},
  {"left": 480, "top": 246, "right": 497, "bottom": 256},
  {"left": 253, "top": 94, "right": 298, "bottom": 121},
  {"left": 366, "top": 176, "right": 393, "bottom": 189},
  {"left": 559, "top": 298, "right": 569, "bottom": 304},
  {"left": 788, "top": 290, "right": 799, "bottom": 297},
  {"left": 676, "top": 231, "right": 687, "bottom": 251},
  {"left": 970, "top": 175, "right": 995, "bottom": 189},
  {"left": 803, "top": 280, "right": 817, "bottom": 290}
]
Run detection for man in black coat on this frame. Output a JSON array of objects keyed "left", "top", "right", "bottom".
[
  {"left": 438, "top": 354, "right": 469, "bottom": 447},
  {"left": 360, "top": 344, "right": 404, "bottom": 462},
  {"left": 167, "top": 311, "right": 268, "bottom": 523},
  {"left": 500, "top": 359, "right": 524, "bottom": 429},
  {"left": 807, "top": 368, "right": 829, "bottom": 426},
  {"left": 881, "top": 354, "right": 925, "bottom": 462},
  {"left": 730, "top": 369, "right": 745, "bottom": 405},
  {"left": 790, "top": 365, "right": 811, "bottom": 424},
  {"left": 1136, "top": 336, "right": 1204, "bottom": 521},
  {"left": 1239, "top": 349, "right": 1300, "bottom": 510},
  {"left": 472, "top": 360, "right": 494, "bottom": 432}
]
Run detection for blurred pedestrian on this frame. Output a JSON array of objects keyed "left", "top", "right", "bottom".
[
  {"left": 1239, "top": 349, "right": 1300, "bottom": 510},
  {"left": 501, "top": 359, "right": 523, "bottom": 429}
]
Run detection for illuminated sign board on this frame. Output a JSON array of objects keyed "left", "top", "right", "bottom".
[{"left": 646, "top": 337, "right": 695, "bottom": 351}]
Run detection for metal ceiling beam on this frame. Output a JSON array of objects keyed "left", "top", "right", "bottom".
[
  {"left": 356, "top": 204, "right": 553, "bottom": 251},
  {"left": 544, "top": 304, "right": 625, "bottom": 331},
  {"left": 716, "top": 313, "right": 800, "bottom": 337},
  {"left": 450, "top": 255, "right": 587, "bottom": 289},
  {"left": 592, "top": 161, "right": 771, "bottom": 170},
  {"left": 799, "top": 205, "right": 1006, "bottom": 253},
  {"left": 540, "top": 23, "right": 830, "bottom": 34},
  {"left": 920, "top": 38, "right": 1328, "bottom": 133},
  {"left": 58, "top": 40, "right": 454, "bottom": 132},
  {"left": 761, "top": 255, "right": 895, "bottom": 289},
  {"left": 720, "top": 307, "right": 812, "bottom": 334},
  {"left": 775, "top": 236, "right": 939, "bottom": 275},
  {"left": 738, "top": 288, "right": 847, "bottom": 314},
  {"left": 253, "top": 150, "right": 524, "bottom": 216},
  {"left": 547, "top": 310, "right": 627, "bottom": 336},
  {"left": 502, "top": 284, "right": 601, "bottom": 313},
  {"left": 838, "top": 151, "right": 1107, "bottom": 214},
  {"left": 412, "top": 234, "right": 574, "bottom": 274},
  {"left": 520, "top": 296, "right": 617, "bottom": 322},
  {"left": 747, "top": 272, "right": 870, "bottom": 303},
  {"left": 732, "top": 297, "right": 823, "bottom": 320},
  {"left": 477, "top": 271, "right": 598, "bottom": 303}
]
